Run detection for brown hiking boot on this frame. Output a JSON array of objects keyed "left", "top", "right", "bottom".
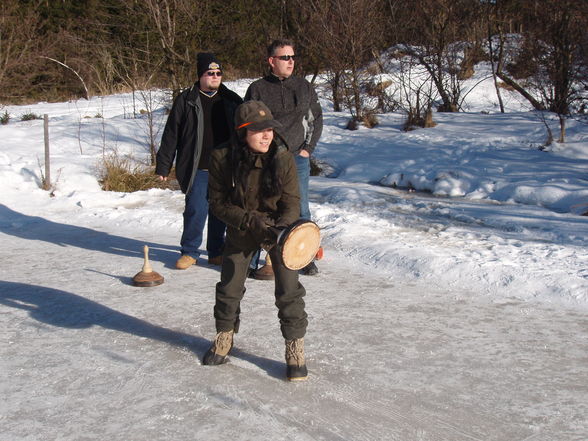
[
  {"left": 253, "top": 263, "right": 274, "bottom": 280},
  {"left": 208, "top": 255, "right": 223, "bottom": 266},
  {"left": 176, "top": 255, "right": 197, "bottom": 269},
  {"left": 285, "top": 338, "right": 308, "bottom": 381},
  {"left": 253, "top": 254, "right": 274, "bottom": 280},
  {"left": 203, "top": 330, "right": 234, "bottom": 365}
]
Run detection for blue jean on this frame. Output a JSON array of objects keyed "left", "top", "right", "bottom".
[
  {"left": 295, "top": 154, "right": 311, "bottom": 220},
  {"left": 180, "top": 170, "right": 226, "bottom": 259}
]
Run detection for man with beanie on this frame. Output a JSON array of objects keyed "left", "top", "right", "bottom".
[
  {"left": 156, "top": 53, "right": 243, "bottom": 269},
  {"left": 204, "top": 100, "right": 309, "bottom": 381},
  {"left": 245, "top": 39, "right": 323, "bottom": 279}
]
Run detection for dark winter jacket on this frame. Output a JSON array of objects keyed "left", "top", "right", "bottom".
[
  {"left": 155, "top": 83, "right": 243, "bottom": 193},
  {"left": 245, "top": 74, "right": 323, "bottom": 155},
  {"left": 208, "top": 135, "right": 300, "bottom": 250}
]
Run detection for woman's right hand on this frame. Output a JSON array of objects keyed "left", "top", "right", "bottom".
[{"left": 249, "top": 214, "right": 276, "bottom": 248}]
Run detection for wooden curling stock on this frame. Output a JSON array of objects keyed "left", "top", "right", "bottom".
[{"left": 274, "top": 220, "right": 321, "bottom": 270}]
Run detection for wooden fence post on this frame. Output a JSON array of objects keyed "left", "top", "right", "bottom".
[{"left": 44, "top": 114, "right": 51, "bottom": 190}]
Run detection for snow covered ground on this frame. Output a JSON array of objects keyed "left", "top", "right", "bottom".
[{"left": 1, "top": 72, "right": 587, "bottom": 440}]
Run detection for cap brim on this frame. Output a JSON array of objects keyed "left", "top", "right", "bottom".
[{"left": 246, "top": 119, "right": 282, "bottom": 131}]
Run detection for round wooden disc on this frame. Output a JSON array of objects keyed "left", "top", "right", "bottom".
[
  {"left": 132, "top": 271, "right": 164, "bottom": 287},
  {"left": 280, "top": 222, "right": 321, "bottom": 270}
]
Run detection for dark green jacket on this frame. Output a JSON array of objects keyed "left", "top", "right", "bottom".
[{"left": 208, "top": 137, "right": 300, "bottom": 250}]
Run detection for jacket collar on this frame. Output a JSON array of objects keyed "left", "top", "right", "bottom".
[
  {"left": 266, "top": 73, "right": 294, "bottom": 84},
  {"left": 187, "top": 82, "right": 229, "bottom": 102}
]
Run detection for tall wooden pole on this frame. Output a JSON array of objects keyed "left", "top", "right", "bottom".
[{"left": 44, "top": 114, "right": 50, "bottom": 190}]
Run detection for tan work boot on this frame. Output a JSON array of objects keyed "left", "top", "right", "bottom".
[
  {"left": 176, "top": 254, "right": 197, "bottom": 269},
  {"left": 285, "top": 338, "right": 308, "bottom": 381},
  {"left": 203, "top": 330, "right": 234, "bottom": 365},
  {"left": 253, "top": 253, "right": 274, "bottom": 280}
]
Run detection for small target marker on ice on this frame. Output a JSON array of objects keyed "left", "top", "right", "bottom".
[
  {"left": 315, "top": 246, "right": 324, "bottom": 260},
  {"left": 132, "top": 245, "right": 164, "bottom": 287}
]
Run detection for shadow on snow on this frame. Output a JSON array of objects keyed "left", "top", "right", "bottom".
[
  {"left": 0, "top": 204, "right": 181, "bottom": 268},
  {"left": 0, "top": 280, "right": 285, "bottom": 380}
]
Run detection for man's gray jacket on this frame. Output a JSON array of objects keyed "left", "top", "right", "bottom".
[{"left": 245, "top": 74, "right": 323, "bottom": 155}]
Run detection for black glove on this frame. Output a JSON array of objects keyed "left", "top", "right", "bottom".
[{"left": 249, "top": 214, "right": 277, "bottom": 248}]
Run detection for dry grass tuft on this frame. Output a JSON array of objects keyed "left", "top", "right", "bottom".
[
  {"left": 362, "top": 112, "right": 379, "bottom": 128},
  {"left": 98, "top": 153, "right": 178, "bottom": 192}
]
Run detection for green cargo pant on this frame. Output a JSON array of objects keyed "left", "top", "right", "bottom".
[{"left": 213, "top": 240, "right": 307, "bottom": 340}]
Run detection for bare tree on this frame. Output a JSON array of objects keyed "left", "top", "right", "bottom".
[
  {"left": 389, "top": 49, "right": 439, "bottom": 130},
  {"left": 484, "top": 0, "right": 506, "bottom": 113},
  {"left": 40, "top": 56, "right": 90, "bottom": 100},
  {"left": 0, "top": 1, "right": 43, "bottom": 102},
  {"left": 127, "top": 0, "right": 211, "bottom": 93},
  {"left": 137, "top": 89, "right": 168, "bottom": 166},
  {"left": 290, "top": 0, "right": 386, "bottom": 125},
  {"left": 491, "top": 0, "right": 588, "bottom": 142},
  {"left": 398, "top": 0, "right": 486, "bottom": 112}
]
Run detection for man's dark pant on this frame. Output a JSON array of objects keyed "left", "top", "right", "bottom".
[{"left": 214, "top": 241, "right": 307, "bottom": 340}]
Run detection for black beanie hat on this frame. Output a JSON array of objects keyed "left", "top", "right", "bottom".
[{"left": 197, "top": 52, "right": 221, "bottom": 78}]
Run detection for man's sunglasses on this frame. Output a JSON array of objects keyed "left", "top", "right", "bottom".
[
  {"left": 206, "top": 71, "right": 223, "bottom": 77},
  {"left": 273, "top": 55, "right": 296, "bottom": 61}
]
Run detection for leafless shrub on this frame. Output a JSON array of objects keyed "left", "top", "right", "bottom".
[
  {"left": 0, "top": 111, "right": 10, "bottom": 125},
  {"left": 362, "top": 112, "right": 379, "bottom": 128},
  {"left": 345, "top": 118, "right": 360, "bottom": 131},
  {"left": 136, "top": 89, "right": 170, "bottom": 165}
]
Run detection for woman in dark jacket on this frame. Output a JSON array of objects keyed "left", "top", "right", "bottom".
[{"left": 204, "top": 101, "right": 308, "bottom": 381}]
